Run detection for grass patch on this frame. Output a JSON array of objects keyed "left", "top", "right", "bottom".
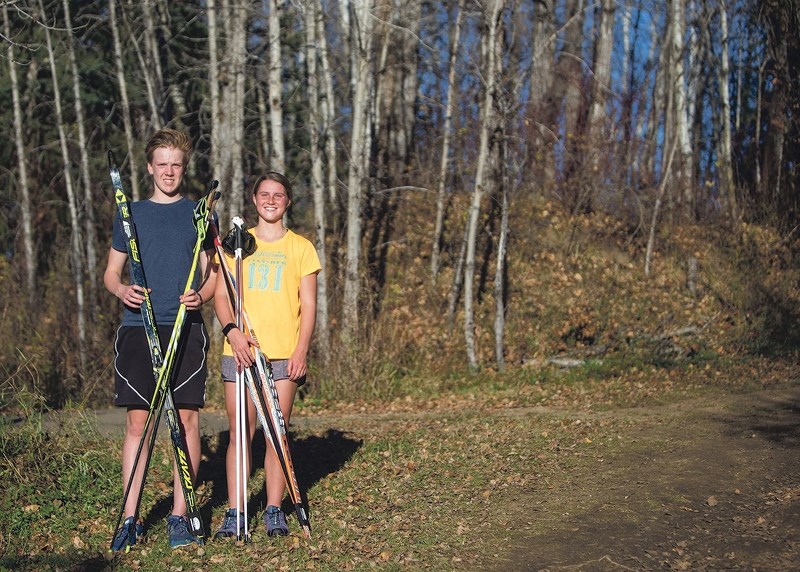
[
  {"left": 1, "top": 355, "right": 797, "bottom": 570},
  {"left": 0, "top": 389, "right": 609, "bottom": 570}
]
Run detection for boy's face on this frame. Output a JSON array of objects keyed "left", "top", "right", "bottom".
[{"left": 147, "top": 146, "right": 186, "bottom": 197}]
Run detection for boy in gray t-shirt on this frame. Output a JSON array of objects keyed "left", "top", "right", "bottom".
[{"left": 104, "top": 129, "right": 216, "bottom": 551}]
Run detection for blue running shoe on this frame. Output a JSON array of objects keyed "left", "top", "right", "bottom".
[
  {"left": 264, "top": 505, "right": 288, "bottom": 537},
  {"left": 214, "top": 508, "right": 246, "bottom": 539},
  {"left": 111, "top": 516, "right": 144, "bottom": 552},
  {"left": 167, "top": 514, "right": 198, "bottom": 548}
]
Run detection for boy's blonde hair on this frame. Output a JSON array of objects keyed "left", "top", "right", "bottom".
[{"left": 145, "top": 129, "right": 193, "bottom": 165}]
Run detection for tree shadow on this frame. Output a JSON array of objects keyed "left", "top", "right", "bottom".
[
  {"left": 0, "top": 552, "right": 110, "bottom": 572},
  {"left": 138, "top": 429, "right": 221, "bottom": 536},
  {"left": 716, "top": 388, "right": 800, "bottom": 448},
  {"left": 246, "top": 427, "right": 363, "bottom": 526}
]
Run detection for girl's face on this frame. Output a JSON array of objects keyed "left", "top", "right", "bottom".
[{"left": 253, "top": 179, "right": 291, "bottom": 223}]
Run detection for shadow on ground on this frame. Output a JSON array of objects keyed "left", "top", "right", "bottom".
[
  {"left": 496, "top": 387, "right": 800, "bottom": 571},
  {"left": 141, "top": 425, "right": 362, "bottom": 537},
  {"left": 1, "top": 412, "right": 362, "bottom": 572}
]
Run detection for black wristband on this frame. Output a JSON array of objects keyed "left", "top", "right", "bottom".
[{"left": 222, "top": 322, "right": 237, "bottom": 337}]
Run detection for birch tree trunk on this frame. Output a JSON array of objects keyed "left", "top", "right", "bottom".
[
  {"left": 620, "top": 0, "right": 631, "bottom": 99},
  {"left": 342, "top": 0, "right": 374, "bottom": 339},
  {"left": 367, "top": 0, "right": 420, "bottom": 309},
  {"left": 530, "top": 0, "right": 555, "bottom": 187},
  {"left": 464, "top": 0, "right": 503, "bottom": 370},
  {"left": 257, "top": 83, "right": 271, "bottom": 165},
  {"left": 645, "top": 140, "right": 678, "bottom": 277},
  {"left": 229, "top": 0, "right": 247, "bottom": 217},
  {"left": 717, "top": 0, "right": 737, "bottom": 221},
  {"left": 755, "top": 58, "right": 765, "bottom": 194},
  {"left": 39, "top": 0, "right": 87, "bottom": 383},
  {"left": 687, "top": 0, "right": 699, "bottom": 159},
  {"left": 374, "top": 5, "right": 390, "bottom": 140},
  {"left": 670, "top": 0, "right": 694, "bottom": 220},
  {"left": 374, "top": 0, "right": 419, "bottom": 178},
  {"left": 446, "top": 220, "right": 468, "bottom": 328},
  {"left": 109, "top": 0, "right": 140, "bottom": 200},
  {"left": 208, "top": 0, "right": 246, "bottom": 223},
  {"left": 494, "top": 148, "right": 509, "bottom": 370},
  {"left": 3, "top": 6, "right": 35, "bottom": 302},
  {"left": 267, "top": 0, "right": 286, "bottom": 173},
  {"left": 305, "top": 0, "right": 330, "bottom": 358},
  {"left": 558, "top": 0, "right": 585, "bottom": 143},
  {"left": 431, "top": 0, "right": 464, "bottom": 283},
  {"left": 494, "top": 4, "right": 526, "bottom": 371},
  {"left": 317, "top": 6, "right": 339, "bottom": 210},
  {"left": 62, "top": 0, "right": 98, "bottom": 307},
  {"left": 122, "top": 2, "right": 162, "bottom": 130},
  {"left": 153, "top": 4, "right": 190, "bottom": 130},
  {"left": 399, "top": 2, "right": 420, "bottom": 170},
  {"left": 555, "top": 0, "right": 586, "bottom": 208},
  {"left": 588, "top": 0, "right": 615, "bottom": 173},
  {"left": 620, "top": 0, "right": 636, "bottom": 189},
  {"left": 662, "top": 15, "right": 675, "bottom": 183},
  {"left": 207, "top": 0, "right": 226, "bottom": 223},
  {"left": 142, "top": 0, "right": 165, "bottom": 108},
  {"left": 636, "top": 15, "right": 659, "bottom": 181}
]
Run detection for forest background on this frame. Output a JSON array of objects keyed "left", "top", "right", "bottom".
[{"left": 1, "top": 0, "right": 800, "bottom": 413}]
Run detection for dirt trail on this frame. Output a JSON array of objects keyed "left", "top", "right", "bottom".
[
  {"left": 20, "top": 385, "right": 800, "bottom": 570},
  {"left": 496, "top": 386, "right": 800, "bottom": 571}
]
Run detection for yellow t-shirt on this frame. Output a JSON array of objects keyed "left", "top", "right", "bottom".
[{"left": 223, "top": 229, "right": 321, "bottom": 359}]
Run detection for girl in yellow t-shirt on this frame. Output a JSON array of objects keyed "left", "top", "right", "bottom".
[{"left": 213, "top": 172, "right": 321, "bottom": 538}]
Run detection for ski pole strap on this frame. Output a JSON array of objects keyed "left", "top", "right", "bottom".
[{"left": 222, "top": 224, "right": 256, "bottom": 257}]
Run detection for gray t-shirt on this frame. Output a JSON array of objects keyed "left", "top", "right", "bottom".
[{"left": 112, "top": 197, "right": 213, "bottom": 327}]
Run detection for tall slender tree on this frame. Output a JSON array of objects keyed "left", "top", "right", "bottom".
[
  {"left": 717, "top": 0, "right": 737, "bottom": 220},
  {"left": 587, "top": 0, "right": 615, "bottom": 175},
  {"left": 62, "top": 0, "right": 98, "bottom": 306},
  {"left": 670, "top": 0, "right": 694, "bottom": 219},
  {"left": 207, "top": 0, "right": 248, "bottom": 222},
  {"left": 464, "top": 0, "right": 503, "bottom": 369},
  {"left": 109, "top": 0, "right": 141, "bottom": 200},
  {"left": 38, "top": 0, "right": 87, "bottom": 385},
  {"left": 554, "top": 0, "right": 587, "bottom": 209},
  {"left": 121, "top": 2, "right": 162, "bottom": 130},
  {"left": 431, "top": 0, "right": 465, "bottom": 283},
  {"left": 3, "top": 5, "right": 35, "bottom": 303},
  {"left": 343, "top": 0, "right": 375, "bottom": 339},
  {"left": 267, "top": 0, "right": 286, "bottom": 173},
  {"left": 317, "top": 3, "right": 339, "bottom": 211},
  {"left": 304, "top": 0, "right": 330, "bottom": 358},
  {"left": 529, "top": 0, "right": 556, "bottom": 187},
  {"left": 229, "top": 0, "right": 246, "bottom": 216}
]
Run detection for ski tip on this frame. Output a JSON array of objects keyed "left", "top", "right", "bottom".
[
  {"left": 210, "top": 179, "right": 219, "bottom": 190},
  {"left": 108, "top": 149, "right": 115, "bottom": 167}
]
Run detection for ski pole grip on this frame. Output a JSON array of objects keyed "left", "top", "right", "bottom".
[{"left": 232, "top": 216, "right": 245, "bottom": 251}]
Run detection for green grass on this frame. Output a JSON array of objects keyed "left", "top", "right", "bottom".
[
  {"left": 0, "top": 392, "right": 584, "bottom": 570},
  {"left": 1, "top": 353, "right": 797, "bottom": 570}
]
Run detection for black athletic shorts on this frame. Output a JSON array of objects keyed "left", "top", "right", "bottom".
[{"left": 114, "top": 321, "right": 209, "bottom": 408}]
